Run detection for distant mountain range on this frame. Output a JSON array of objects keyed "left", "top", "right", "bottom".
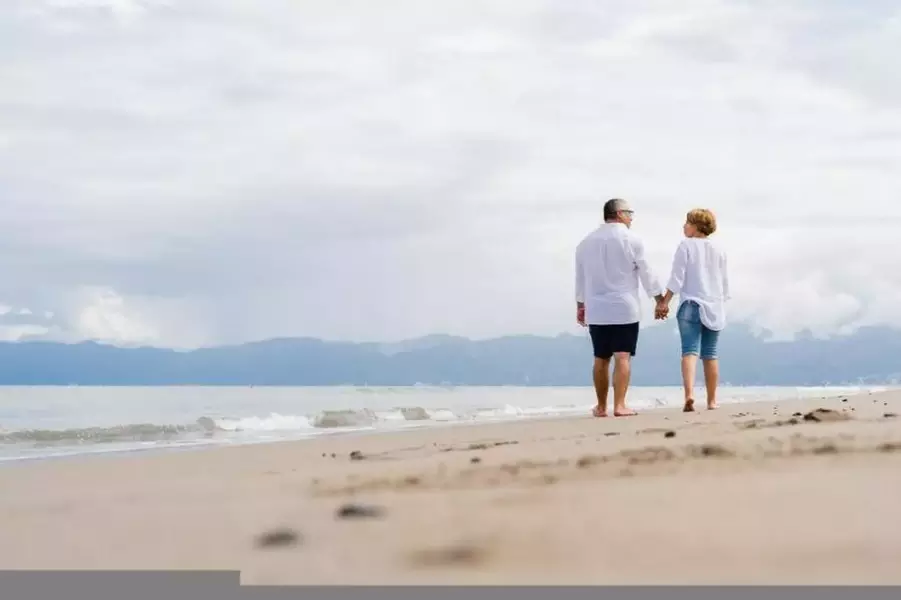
[{"left": 1, "top": 322, "right": 900, "bottom": 386}]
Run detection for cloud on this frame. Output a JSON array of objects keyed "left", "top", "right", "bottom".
[{"left": 1, "top": 0, "right": 900, "bottom": 347}]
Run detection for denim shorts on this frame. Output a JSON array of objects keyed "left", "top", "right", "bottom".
[{"left": 676, "top": 300, "right": 720, "bottom": 360}]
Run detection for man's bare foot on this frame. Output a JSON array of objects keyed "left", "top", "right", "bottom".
[
  {"left": 592, "top": 406, "right": 608, "bottom": 418},
  {"left": 613, "top": 407, "right": 637, "bottom": 417},
  {"left": 683, "top": 399, "right": 695, "bottom": 412},
  {"left": 707, "top": 402, "right": 718, "bottom": 410}
]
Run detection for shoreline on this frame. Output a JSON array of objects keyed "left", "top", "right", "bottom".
[
  {"left": 0, "top": 385, "right": 882, "bottom": 466},
  {"left": 1, "top": 388, "right": 899, "bottom": 583}
]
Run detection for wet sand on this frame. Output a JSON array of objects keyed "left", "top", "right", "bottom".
[{"left": 1, "top": 389, "right": 900, "bottom": 584}]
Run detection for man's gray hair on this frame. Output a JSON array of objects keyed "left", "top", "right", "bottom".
[{"left": 603, "top": 198, "right": 627, "bottom": 221}]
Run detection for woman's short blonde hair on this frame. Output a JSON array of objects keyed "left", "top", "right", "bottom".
[{"left": 686, "top": 208, "right": 717, "bottom": 236}]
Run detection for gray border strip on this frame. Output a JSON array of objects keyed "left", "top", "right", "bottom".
[
  {"left": 1, "top": 573, "right": 899, "bottom": 600},
  {"left": 251, "top": 586, "right": 901, "bottom": 600}
]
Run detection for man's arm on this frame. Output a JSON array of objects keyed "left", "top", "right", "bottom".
[
  {"left": 721, "top": 251, "right": 730, "bottom": 301},
  {"left": 575, "top": 249, "right": 586, "bottom": 326},
  {"left": 632, "top": 236, "right": 664, "bottom": 303}
]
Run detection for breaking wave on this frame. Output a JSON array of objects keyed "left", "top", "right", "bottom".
[
  {"left": 0, "top": 403, "right": 589, "bottom": 449},
  {"left": 0, "top": 423, "right": 199, "bottom": 444},
  {"left": 1, "top": 384, "right": 874, "bottom": 462}
]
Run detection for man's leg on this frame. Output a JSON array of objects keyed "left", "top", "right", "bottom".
[
  {"left": 588, "top": 325, "right": 612, "bottom": 417},
  {"left": 612, "top": 351, "right": 635, "bottom": 416},
  {"left": 592, "top": 357, "right": 610, "bottom": 416},
  {"left": 610, "top": 322, "right": 639, "bottom": 416}
]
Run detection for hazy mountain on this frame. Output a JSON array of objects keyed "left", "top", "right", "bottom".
[{"left": 1, "top": 322, "right": 900, "bottom": 386}]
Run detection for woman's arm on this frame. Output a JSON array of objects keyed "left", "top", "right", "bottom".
[
  {"left": 664, "top": 241, "right": 689, "bottom": 302},
  {"left": 655, "top": 242, "right": 687, "bottom": 319}
]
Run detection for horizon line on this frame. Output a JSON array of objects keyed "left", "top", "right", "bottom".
[{"left": 3, "top": 321, "right": 898, "bottom": 352}]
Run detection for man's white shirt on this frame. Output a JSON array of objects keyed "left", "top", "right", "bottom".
[
  {"left": 575, "top": 223, "right": 664, "bottom": 325},
  {"left": 665, "top": 237, "right": 730, "bottom": 331}
]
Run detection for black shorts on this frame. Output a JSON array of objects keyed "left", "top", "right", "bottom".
[{"left": 588, "top": 322, "right": 639, "bottom": 359}]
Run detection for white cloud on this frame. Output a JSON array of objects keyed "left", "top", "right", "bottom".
[
  {"left": 1, "top": 0, "right": 900, "bottom": 347},
  {"left": 48, "top": 287, "right": 159, "bottom": 346},
  {"left": 0, "top": 324, "right": 51, "bottom": 342}
]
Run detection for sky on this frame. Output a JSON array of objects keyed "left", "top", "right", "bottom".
[{"left": 1, "top": 0, "right": 900, "bottom": 348}]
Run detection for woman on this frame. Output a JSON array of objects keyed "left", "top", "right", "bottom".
[{"left": 657, "top": 209, "right": 730, "bottom": 412}]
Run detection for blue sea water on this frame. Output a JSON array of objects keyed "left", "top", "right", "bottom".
[{"left": 0, "top": 384, "right": 885, "bottom": 463}]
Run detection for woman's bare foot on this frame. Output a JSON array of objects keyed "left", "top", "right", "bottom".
[
  {"left": 683, "top": 399, "right": 695, "bottom": 412},
  {"left": 592, "top": 405, "right": 608, "bottom": 418},
  {"left": 613, "top": 407, "right": 638, "bottom": 417},
  {"left": 707, "top": 402, "right": 718, "bottom": 410}
]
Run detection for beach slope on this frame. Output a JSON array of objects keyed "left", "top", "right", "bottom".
[{"left": 1, "top": 390, "right": 899, "bottom": 584}]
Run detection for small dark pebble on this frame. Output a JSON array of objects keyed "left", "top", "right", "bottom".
[
  {"left": 664, "top": 431, "right": 676, "bottom": 438},
  {"left": 812, "top": 444, "right": 838, "bottom": 455},
  {"left": 842, "top": 398, "right": 848, "bottom": 403},
  {"left": 803, "top": 408, "right": 850, "bottom": 423},
  {"left": 576, "top": 455, "right": 601, "bottom": 468},
  {"left": 331, "top": 453, "right": 336, "bottom": 458},
  {"left": 470, "top": 457, "right": 482, "bottom": 464},
  {"left": 604, "top": 432, "right": 620, "bottom": 437},
  {"left": 793, "top": 412, "right": 803, "bottom": 417},
  {"left": 693, "top": 444, "right": 733, "bottom": 458},
  {"left": 256, "top": 528, "right": 301, "bottom": 548},
  {"left": 337, "top": 503, "right": 385, "bottom": 519},
  {"left": 411, "top": 543, "right": 487, "bottom": 567},
  {"left": 349, "top": 450, "right": 364, "bottom": 461},
  {"left": 885, "top": 413, "right": 898, "bottom": 418}
]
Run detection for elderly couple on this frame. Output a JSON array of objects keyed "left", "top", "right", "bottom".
[{"left": 575, "top": 198, "right": 730, "bottom": 417}]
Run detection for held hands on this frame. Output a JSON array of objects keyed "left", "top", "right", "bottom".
[{"left": 654, "top": 298, "right": 670, "bottom": 320}]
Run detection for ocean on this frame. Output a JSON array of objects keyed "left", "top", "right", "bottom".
[{"left": 0, "top": 385, "right": 886, "bottom": 463}]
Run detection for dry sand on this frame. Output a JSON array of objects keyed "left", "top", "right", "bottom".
[{"left": 1, "top": 389, "right": 900, "bottom": 585}]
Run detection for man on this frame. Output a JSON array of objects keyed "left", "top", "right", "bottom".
[{"left": 575, "top": 198, "right": 665, "bottom": 417}]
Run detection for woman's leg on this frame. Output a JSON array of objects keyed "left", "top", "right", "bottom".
[
  {"left": 700, "top": 326, "right": 721, "bottom": 409},
  {"left": 676, "top": 304, "right": 701, "bottom": 412},
  {"left": 681, "top": 354, "right": 698, "bottom": 411}
]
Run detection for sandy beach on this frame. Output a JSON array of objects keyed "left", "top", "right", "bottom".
[{"left": 1, "top": 389, "right": 899, "bottom": 585}]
